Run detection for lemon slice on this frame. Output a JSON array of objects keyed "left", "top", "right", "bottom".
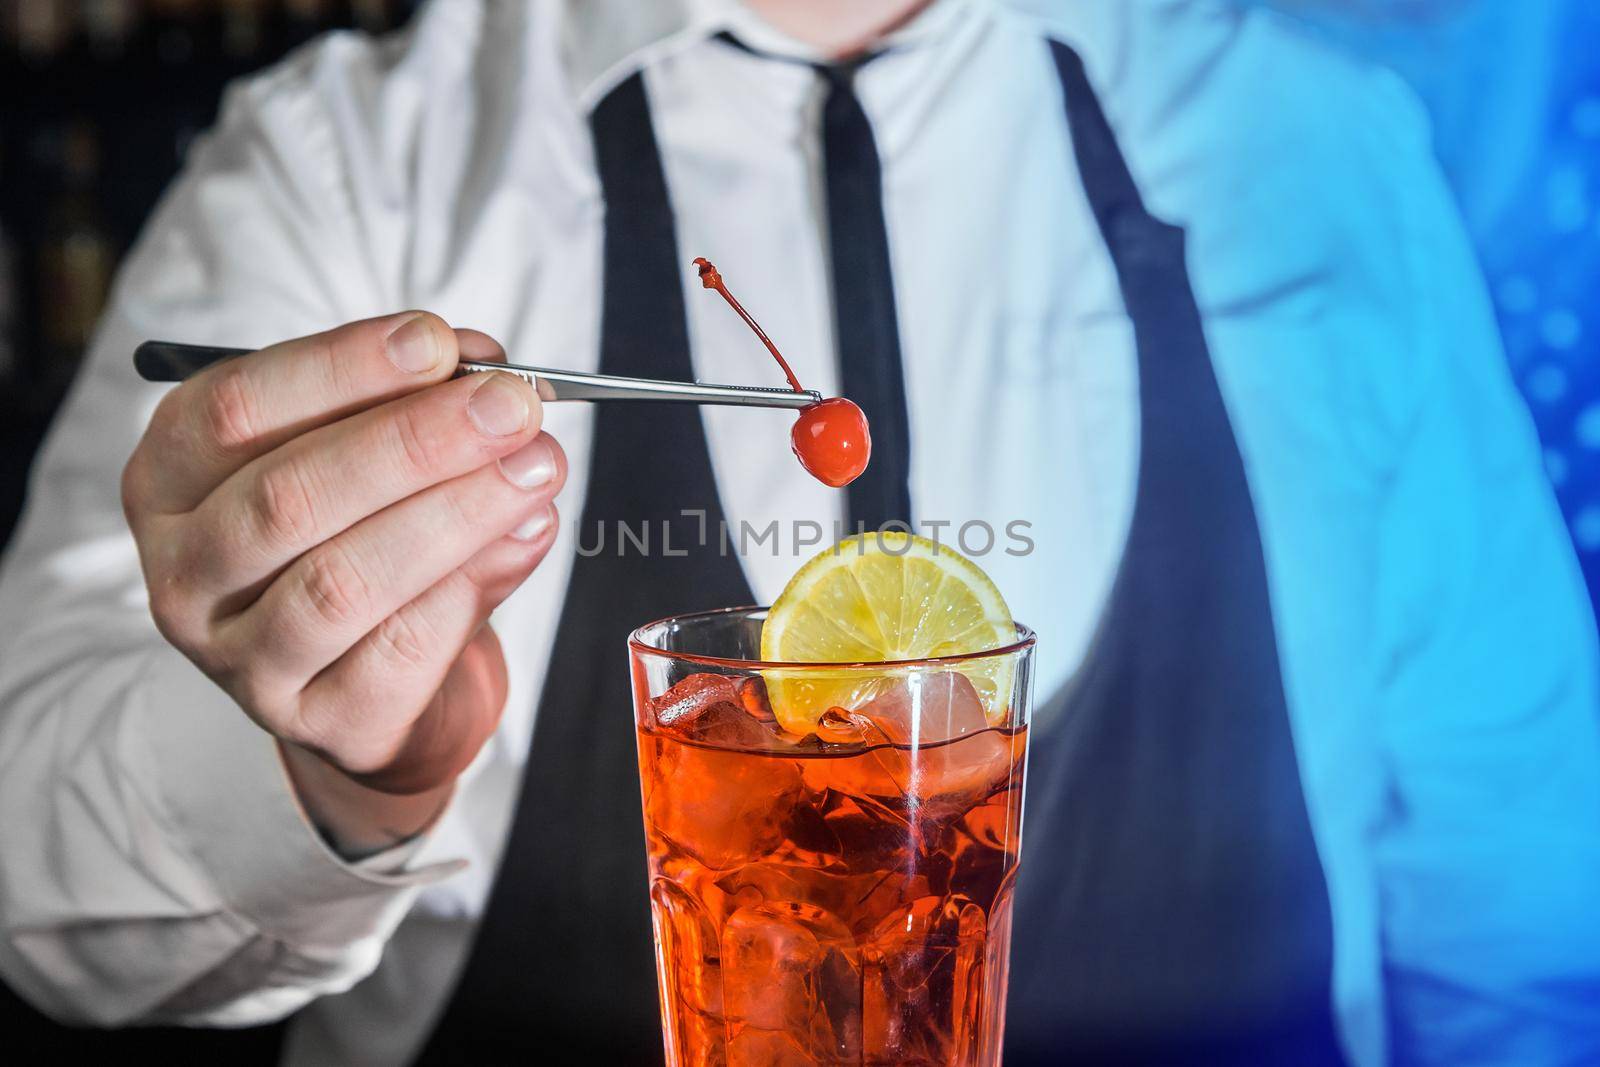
[{"left": 760, "top": 532, "right": 1016, "bottom": 733}]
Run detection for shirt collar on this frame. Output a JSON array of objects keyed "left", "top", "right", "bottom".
[{"left": 564, "top": 0, "right": 978, "bottom": 110}]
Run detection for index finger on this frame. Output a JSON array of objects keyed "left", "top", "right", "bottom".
[{"left": 140, "top": 311, "right": 461, "bottom": 512}]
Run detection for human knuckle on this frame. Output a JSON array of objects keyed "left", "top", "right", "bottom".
[
  {"left": 371, "top": 606, "right": 438, "bottom": 672},
  {"left": 175, "top": 506, "right": 231, "bottom": 575},
  {"left": 280, "top": 706, "right": 337, "bottom": 757},
  {"left": 388, "top": 402, "right": 445, "bottom": 480},
  {"left": 321, "top": 335, "right": 364, "bottom": 397},
  {"left": 438, "top": 479, "right": 481, "bottom": 534},
  {"left": 146, "top": 576, "right": 211, "bottom": 655},
  {"left": 249, "top": 462, "right": 321, "bottom": 548},
  {"left": 223, "top": 660, "right": 282, "bottom": 719},
  {"left": 145, "top": 579, "right": 189, "bottom": 635},
  {"left": 291, "top": 709, "right": 389, "bottom": 775},
  {"left": 199, "top": 369, "right": 263, "bottom": 455},
  {"left": 297, "top": 542, "right": 374, "bottom": 630},
  {"left": 456, "top": 551, "right": 498, "bottom": 597},
  {"left": 148, "top": 387, "right": 184, "bottom": 435},
  {"left": 324, "top": 743, "right": 388, "bottom": 779},
  {"left": 120, "top": 451, "right": 153, "bottom": 519},
  {"left": 141, "top": 392, "right": 193, "bottom": 465}
]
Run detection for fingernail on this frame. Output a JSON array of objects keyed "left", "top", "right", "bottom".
[
  {"left": 499, "top": 435, "right": 557, "bottom": 489},
  {"left": 386, "top": 315, "right": 442, "bottom": 373},
  {"left": 511, "top": 505, "right": 556, "bottom": 542},
  {"left": 469, "top": 374, "right": 531, "bottom": 437}
]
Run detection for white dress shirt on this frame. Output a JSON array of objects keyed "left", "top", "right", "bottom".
[{"left": 1, "top": 1, "right": 1596, "bottom": 1065}]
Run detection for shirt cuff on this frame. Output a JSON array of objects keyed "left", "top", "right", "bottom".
[
  {"left": 348, "top": 832, "right": 434, "bottom": 875},
  {"left": 130, "top": 646, "right": 464, "bottom": 948}
]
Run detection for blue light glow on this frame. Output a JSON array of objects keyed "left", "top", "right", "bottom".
[{"left": 1265, "top": 0, "right": 1600, "bottom": 581}]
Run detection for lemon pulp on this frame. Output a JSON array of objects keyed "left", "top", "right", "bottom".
[{"left": 760, "top": 532, "right": 1015, "bottom": 733}]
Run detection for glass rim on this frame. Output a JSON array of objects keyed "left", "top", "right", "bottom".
[{"left": 628, "top": 604, "right": 1036, "bottom": 671}]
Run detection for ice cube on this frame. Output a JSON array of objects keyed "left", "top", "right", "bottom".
[
  {"left": 797, "top": 710, "right": 903, "bottom": 799},
  {"left": 821, "top": 795, "right": 918, "bottom": 878},
  {"left": 949, "top": 803, "right": 1016, "bottom": 896},
  {"left": 688, "top": 702, "right": 786, "bottom": 749},
  {"left": 801, "top": 690, "right": 1014, "bottom": 813},
  {"left": 714, "top": 861, "right": 926, "bottom": 937},
  {"left": 644, "top": 739, "right": 804, "bottom": 870},
  {"left": 815, "top": 706, "right": 891, "bottom": 747},
  {"left": 650, "top": 673, "right": 779, "bottom": 749},
  {"left": 862, "top": 896, "right": 989, "bottom": 1064},
  {"left": 734, "top": 676, "right": 777, "bottom": 724},
  {"left": 651, "top": 673, "right": 739, "bottom": 730},
  {"left": 857, "top": 672, "right": 987, "bottom": 746},
  {"left": 823, "top": 729, "right": 1015, "bottom": 820},
  {"left": 721, "top": 901, "right": 861, "bottom": 1062},
  {"left": 902, "top": 731, "right": 1014, "bottom": 811}
]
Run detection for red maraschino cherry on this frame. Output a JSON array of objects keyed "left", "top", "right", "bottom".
[
  {"left": 791, "top": 397, "right": 871, "bottom": 487},
  {"left": 693, "top": 257, "right": 871, "bottom": 488}
]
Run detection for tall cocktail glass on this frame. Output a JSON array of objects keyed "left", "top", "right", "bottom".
[{"left": 630, "top": 606, "right": 1035, "bottom": 1066}]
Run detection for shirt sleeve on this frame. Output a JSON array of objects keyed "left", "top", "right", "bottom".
[
  {"left": 0, "top": 39, "right": 460, "bottom": 1028},
  {"left": 1369, "top": 77, "right": 1600, "bottom": 1067}
]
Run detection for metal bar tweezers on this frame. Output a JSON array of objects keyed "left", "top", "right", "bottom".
[{"left": 133, "top": 341, "right": 820, "bottom": 410}]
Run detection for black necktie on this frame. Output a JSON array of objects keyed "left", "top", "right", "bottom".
[
  {"left": 418, "top": 44, "right": 920, "bottom": 1063},
  {"left": 711, "top": 32, "right": 914, "bottom": 529},
  {"left": 415, "top": 71, "right": 756, "bottom": 1063},
  {"left": 818, "top": 60, "right": 914, "bottom": 530}
]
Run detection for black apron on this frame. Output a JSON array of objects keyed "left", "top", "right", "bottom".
[
  {"left": 413, "top": 68, "right": 759, "bottom": 1063},
  {"left": 1003, "top": 43, "right": 1344, "bottom": 1066},
  {"left": 3, "top": 37, "right": 1347, "bottom": 1067}
]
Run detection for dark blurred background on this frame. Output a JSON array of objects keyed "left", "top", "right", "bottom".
[
  {"left": 3, "top": 0, "right": 1599, "bottom": 605},
  {"left": 0, "top": 0, "right": 421, "bottom": 546}
]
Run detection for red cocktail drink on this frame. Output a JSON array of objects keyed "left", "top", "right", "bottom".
[{"left": 631, "top": 608, "right": 1034, "bottom": 1066}]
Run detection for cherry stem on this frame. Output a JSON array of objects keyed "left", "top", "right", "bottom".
[{"left": 693, "top": 257, "right": 806, "bottom": 394}]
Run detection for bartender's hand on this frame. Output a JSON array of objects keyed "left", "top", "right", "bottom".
[{"left": 122, "top": 313, "right": 567, "bottom": 855}]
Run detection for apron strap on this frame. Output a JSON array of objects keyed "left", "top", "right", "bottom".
[
  {"left": 1005, "top": 41, "right": 1345, "bottom": 1066},
  {"left": 416, "top": 70, "right": 756, "bottom": 1063}
]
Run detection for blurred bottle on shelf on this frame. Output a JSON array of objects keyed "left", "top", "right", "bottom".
[
  {"left": 9, "top": 0, "right": 77, "bottom": 62},
  {"left": 145, "top": 0, "right": 215, "bottom": 66},
  {"left": 36, "top": 120, "right": 115, "bottom": 389},
  {"left": 0, "top": 0, "right": 417, "bottom": 399},
  {"left": 220, "top": 0, "right": 269, "bottom": 60},
  {"left": 81, "top": 0, "right": 140, "bottom": 60}
]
